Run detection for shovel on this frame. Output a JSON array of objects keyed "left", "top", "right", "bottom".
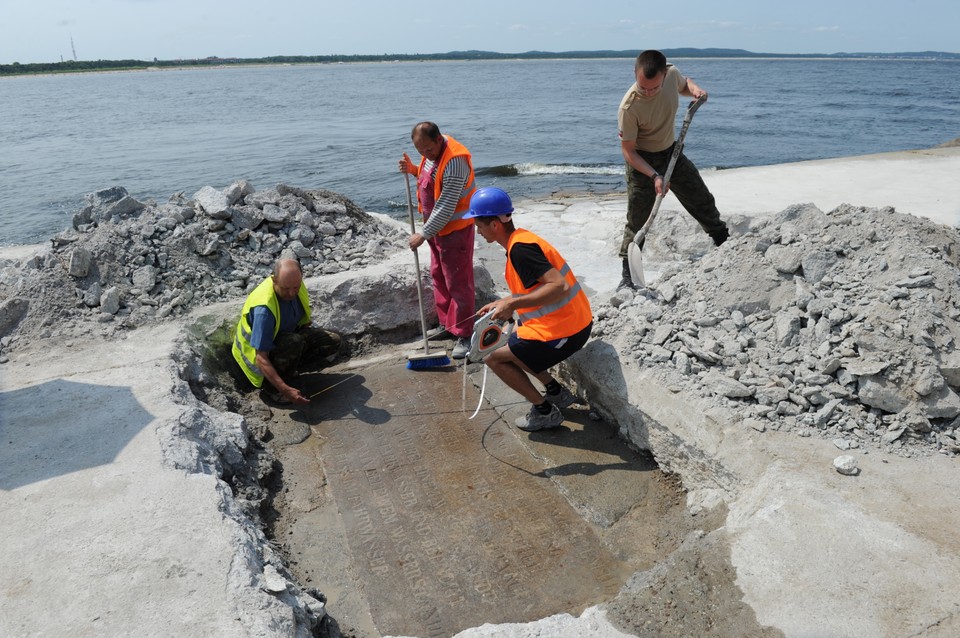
[{"left": 628, "top": 94, "right": 708, "bottom": 286}]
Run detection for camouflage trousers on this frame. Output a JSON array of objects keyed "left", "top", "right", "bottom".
[{"left": 619, "top": 147, "right": 728, "bottom": 257}]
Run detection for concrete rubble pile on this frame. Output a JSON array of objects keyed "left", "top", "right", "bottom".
[
  {"left": 596, "top": 202, "right": 960, "bottom": 458},
  {"left": 0, "top": 181, "right": 407, "bottom": 353}
]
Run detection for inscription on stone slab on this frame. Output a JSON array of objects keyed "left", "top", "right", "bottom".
[{"left": 305, "top": 365, "right": 628, "bottom": 637}]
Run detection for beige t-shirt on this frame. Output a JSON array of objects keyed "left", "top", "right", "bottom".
[{"left": 617, "top": 65, "right": 685, "bottom": 153}]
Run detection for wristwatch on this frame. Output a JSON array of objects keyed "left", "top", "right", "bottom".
[{"left": 650, "top": 171, "right": 660, "bottom": 180}]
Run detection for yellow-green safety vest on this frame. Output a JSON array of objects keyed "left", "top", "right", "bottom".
[{"left": 232, "top": 276, "right": 311, "bottom": 387}]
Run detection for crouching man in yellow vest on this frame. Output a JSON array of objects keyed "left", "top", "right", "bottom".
[
  {"left": 465, "top": 187, "right": 593, "bottom": 432},
  {"left": 232, "top": 258, "right": 341, "bottom": 405}
]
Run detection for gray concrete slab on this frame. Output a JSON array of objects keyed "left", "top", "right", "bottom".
[
  {"left": 267, "top": 351, "right": 684, "bottom": 637},
  {"left": 0, "top": 327, "right": 256, "bottom": 637}
]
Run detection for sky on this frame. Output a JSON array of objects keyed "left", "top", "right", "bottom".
[{"left": 1, "top": 0, "right": 957, "bottom": 65}]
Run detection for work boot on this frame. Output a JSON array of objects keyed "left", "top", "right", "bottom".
[
  {"left": 617, "top": 257, "right": 636, "bottom": 291},
  {"left": 711, "top": 227, "right": 730, "bottom": 247},
  {"left": 515, "top": 403, "right": 563, "bottom": 431}
]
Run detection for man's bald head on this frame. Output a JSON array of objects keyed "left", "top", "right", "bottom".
[{"left": 272, "top": 258, "right": 303, "bottom": 301}]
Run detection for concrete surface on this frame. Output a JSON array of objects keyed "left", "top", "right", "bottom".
[
  {"left": 2, "top": 147, "right": 960, "bottom": 637},
  {"left": 0, "top": 325, "right": 262, "bottom": 636},
  {"left": 265, "top": 350, "right": 684, "bottom": 637}
]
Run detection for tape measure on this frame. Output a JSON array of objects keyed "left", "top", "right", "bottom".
[{"left": 467, "top": 309, "right": 514, "bottom": 362}]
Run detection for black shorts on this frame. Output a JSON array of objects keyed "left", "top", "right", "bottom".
[{"left": 507, "top": 322, "right": 592, "bottom": 374}]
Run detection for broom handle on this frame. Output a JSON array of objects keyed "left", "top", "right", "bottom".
[{"left": 405, "top": 173, "right": 432, "bottom": 354}]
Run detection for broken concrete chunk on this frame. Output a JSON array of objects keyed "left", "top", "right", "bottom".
[
  {"left": 895, "top": 275, "right": 935, "bottom": 288},
  {"left": 704, "top": 372, "right": 754, "bottom": 398},
  {"left": 765, "top": 244, "right": 804, "bottom": 273},
  {"left": 262, "top": 564, "right": 288, "bottom": 594},
  {"left": 881, "top": 427, "right": 906, "bottom": 445},
  {"left": 842, "top": 358, "right": 889, "bottom": 376},
  {"left": 132, "top": 265, "right": 158, "bottom": 291},
  {"left": 833, "top": 455, "right": 859, "bottom": 475},
  {"left": 801, "top": 249, "right": 838, "bottom": 283},
  {"left": 193, "top": 186, "right": 230, "bottom": 217},
  {"left": 100, "top": 286, "right": 120, "bottom": 315},
  {"left": 68, "top": 247, "right": 93, "bottom": 277},
  {"left": 0, "top": 298, "right": 29, "bottom": 338}
]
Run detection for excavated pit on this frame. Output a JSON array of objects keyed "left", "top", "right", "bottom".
[{"left": 187, "top": 317, "right": 759, "bottom": 638}]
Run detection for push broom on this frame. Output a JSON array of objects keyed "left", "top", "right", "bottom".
[{"left": 404, "top": 172, "right": 452, "bottom": 370}]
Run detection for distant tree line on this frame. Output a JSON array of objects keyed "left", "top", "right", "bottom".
[{"left": 3, "top": 49, "right": 958, "bottom": 76}]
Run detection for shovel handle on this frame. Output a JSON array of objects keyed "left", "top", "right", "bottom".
[{"left": 631, "top": 95, "right": 707, "bottom": 249}]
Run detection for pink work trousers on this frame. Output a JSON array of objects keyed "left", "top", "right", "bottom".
[{"left": 426, "top": 224, "right": 475, "bottom": 339}]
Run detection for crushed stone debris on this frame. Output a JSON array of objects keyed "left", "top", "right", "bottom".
[
  {"left": 598, "top": 203, "right": 960, "bottom": 459},
  {"left": 0, "top": 181, "right": 406, "bottom": 345}
]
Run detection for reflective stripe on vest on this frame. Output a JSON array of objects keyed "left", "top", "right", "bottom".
[
  {"left": 514, "top": 263, "right": 584, "bottom": 322},
  {"left": 234, "top": 329, "right": 263, "bottom": 379},
  {"left": 504, "top": 229, "right": 592, "bottom": 342}
]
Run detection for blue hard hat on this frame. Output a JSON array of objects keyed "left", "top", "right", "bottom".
[{"left": 464, "top": 187, "right": 514, "bottom": 219}]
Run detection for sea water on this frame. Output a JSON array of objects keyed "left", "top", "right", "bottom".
[{"left": 2, "top": 57, "right": 958, "bottom": 246}]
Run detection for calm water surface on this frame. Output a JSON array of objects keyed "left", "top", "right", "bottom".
[{"left": 2, "top": 58, "right": 958, "bottom": 245}]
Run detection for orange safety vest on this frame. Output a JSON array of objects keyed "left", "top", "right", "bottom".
[
  {"left": 504, "top": 229, "right": 592, "bottom": 341},
  {"left": 417, "top": 135, "right": 476, "bottom": 236}
]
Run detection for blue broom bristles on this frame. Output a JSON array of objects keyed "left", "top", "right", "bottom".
[{"left": 406, "top": 354, "right": 451, "bottom": 370}]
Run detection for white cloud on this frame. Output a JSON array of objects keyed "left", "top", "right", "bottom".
[{"left": 509, "top": 24, "right": 529, "bottom": 31}]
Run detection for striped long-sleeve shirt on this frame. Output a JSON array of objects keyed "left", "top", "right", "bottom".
[{"left": 420, "top": 155, "right": 469, "bottom": 239}]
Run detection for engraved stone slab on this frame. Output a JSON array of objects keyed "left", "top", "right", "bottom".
[{"left": 298, "top": 360, "right": 628, "bottom": 638}]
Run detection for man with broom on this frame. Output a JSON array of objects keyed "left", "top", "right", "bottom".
[{"left": 398, "top": 121, "right": 477, "bottom": 360}]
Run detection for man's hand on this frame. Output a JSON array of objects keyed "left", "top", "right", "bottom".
[
  {"left": 409, "top": 232, "right": 426, "bottom": 250},
  {"left": 398, "top": 152, "right": 416, "bottom": 175},
  {"left": 282, "top": 386, "right": 310, "bottom": 405},
  {"left": 256, "top": 350, "right": 310, "bottom": 405},
  {"left": 478, "top": 298, "right": 515, "bottom": 323},
  {"left": 683, "top": 77, "right": 708, "bottom": 102},
  {"left": 653, "top": 174, "right": 668, "bottom": 196}
]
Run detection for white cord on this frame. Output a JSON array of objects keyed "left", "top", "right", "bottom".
[{"left": 468, "top": 363, "right": 489, "bottom": 420}]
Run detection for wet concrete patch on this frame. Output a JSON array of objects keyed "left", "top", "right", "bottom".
[{"left": 271, "top": 352, "right": 686, "bottom": 637}]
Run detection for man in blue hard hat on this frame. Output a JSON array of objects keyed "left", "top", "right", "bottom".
[{"left": 465, "top": 187, "right": 593, "bottom": 431}]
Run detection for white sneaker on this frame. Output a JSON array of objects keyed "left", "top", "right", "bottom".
[
  {"left": 515, "top": 404, "right": 563, "bottom": 431},
  {"left": 545, "top": 387, "right": 577, "bottom": 409},
  {"left": 451, "top": 337, "right": 469, "bottom": 360}
]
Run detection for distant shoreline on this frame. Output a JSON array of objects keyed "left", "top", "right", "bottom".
[
  {"left": 3, "top": 56, "right": 958, "bottom": 80},
  {"left": 4, "top": 47, "right": 959, "bottom": 77}
]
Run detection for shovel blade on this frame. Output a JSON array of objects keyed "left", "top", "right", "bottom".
[{"left": 627, "top": 241, "right": 646, "bottom": 287}]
